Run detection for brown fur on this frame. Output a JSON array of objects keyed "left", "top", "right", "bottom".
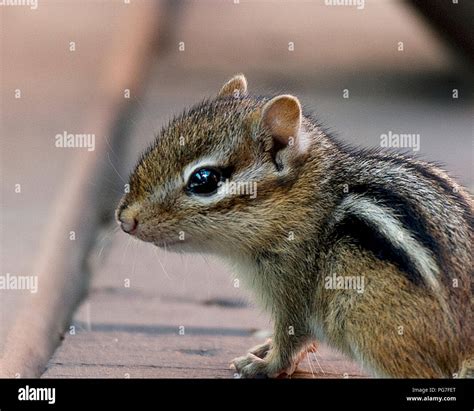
[{"left": 117, "top": 75, "right": 473, "bottom": 378}]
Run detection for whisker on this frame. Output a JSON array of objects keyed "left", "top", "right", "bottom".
[
  {"left": 120, "top": 236, "right": 132, "bottom": 266},
  {"left": 312, "top": 349, "right": 325, "bottom": 375},
  {"left": 306, "top": 352, "right": 316, "bottom": 378},
  {"left": 107, "top": 152, "right": 127, "bottom": 184},
  {"left": 153, "top": 247, "right": 172, "bottom": 280},
  {"left": 133, "top": 96, "right": 158, "bottom": 137},
  {"left": 131, "top": 240, "right": 138, "bottom": 279},
  {"left": 87, "top": 179, "right": 125, "bottom": 196},
  {"left": 96, "top": 229, "right": 114, "bottom": 258},
  {"left": 104, "top": 134, "right": 121, "bottom": 163}
]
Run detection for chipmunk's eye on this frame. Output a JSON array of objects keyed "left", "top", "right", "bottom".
[{"left": 186, "top": 167, "right": 222, "bottom": 196}]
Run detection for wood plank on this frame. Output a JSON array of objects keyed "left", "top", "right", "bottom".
[{"left": 0, "top": 1, "right": 161, "bottom": 377}]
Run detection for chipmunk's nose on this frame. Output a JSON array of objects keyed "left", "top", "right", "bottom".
[{"left": 118, "top": 213, "right": 138, "bottom": 234}]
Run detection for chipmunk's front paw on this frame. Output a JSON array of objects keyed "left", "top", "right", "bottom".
[
  {"left": 231, "top": 353, "right": 276, "bottom": 378},
  {"left": 249, "top": 338, "right": 272, "bottom": 358},
  {"left": 230, "top": 351, "right": 294, "bottom": 378}
]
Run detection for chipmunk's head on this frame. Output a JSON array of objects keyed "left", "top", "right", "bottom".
[{"left": 116, "top": 74, "right": 317, "bottom": 255}]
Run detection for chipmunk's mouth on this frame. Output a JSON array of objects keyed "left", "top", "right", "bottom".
[{"left": 122, "top": 218, "right": 194, "bottom": 250}]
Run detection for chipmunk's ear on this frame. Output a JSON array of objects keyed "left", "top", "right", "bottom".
[
  {"left": 261, "top": 95, "right": 305, "bottom": 152},
  {"left": 218, "top": 74, "right": 248, "bottom": 98}
]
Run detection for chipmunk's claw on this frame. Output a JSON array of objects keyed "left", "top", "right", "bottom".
[
  {"left": 231, "top": 353, "right": 276, "bottom": 378},
  {"left": 230, "top": 339, "right": 275, "bottom": 377}
]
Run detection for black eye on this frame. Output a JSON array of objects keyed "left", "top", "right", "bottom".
[{"left": 186, "top": 167, "right": 222, "bottom": 195}]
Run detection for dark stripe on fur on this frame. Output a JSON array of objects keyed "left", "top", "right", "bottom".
[
  {"left": 406, "top": 161, "right": 473, "bottom": 226},
  {"left": 348, "top": 184, "right": 442, "bottom": 263},
  {"left": 364, "top": 153, "right": 472, "bottom": 226},
  {"left": 331, "top": 214, "right": 425, "bottom": 286}
]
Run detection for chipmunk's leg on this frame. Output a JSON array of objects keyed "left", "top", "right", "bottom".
[
  {"left": 249, "top": 338, "right": 317, "bottom": 362},
  {"left": 337, "top": 258, "right": 459, "bottom": 378},
  {"left": 458, "top": 357, "right": 474, "bottom": 378},
  {"left": 231, "top": 316, "right": 313, "bottom": 378},
  {"left": 248, "top": 338, "right": 272, "bottom": 358}
]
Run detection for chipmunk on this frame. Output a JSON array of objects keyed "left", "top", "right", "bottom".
[{"left": 116, "top": 74, "right": 473, "bottom": 378}]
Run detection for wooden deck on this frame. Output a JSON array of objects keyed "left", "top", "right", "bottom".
[{"left": 43, "top": 231, "right": 366, "bottom": 378}]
